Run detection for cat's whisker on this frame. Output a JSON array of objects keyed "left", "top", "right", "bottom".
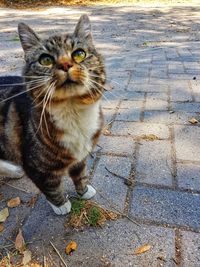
[
  {"left": 48, "top": 87, "right": 55, "bottom": 122},
  {"left": 32, "top": 85, "right": 51, "bottom": 107},
  {"left": 0, "top": 81, "right": 49, "bottom": 104},
  {"left": 88, "top": 63, "right": 105, "bottom": 69},
  {"left": 20, "top": 74, "right": 52, "bottom": 78},
  {"left": 89, "top": 73, "right": 121, "bottom": 87},
  {"left": 88, "top": 79, "right": 111, "bottom": 104},
  {"left": 32, "top": 79, "right": 54, "bottom": 105},
  {"left": 86, "top": 80, "right": 111, "bottom": 106},
  {"left": 0, "top": 77, "right": 50, "bottom": 87},
  {"left": 36, "top": 82, "right": 56, "bottom": 138},
  {"left": 44, "top": 85, "right": 56, "bottom": 137},
  {"left": 90, "top": 79, "right": 122, "bottom": 100},
  {"left": 85, "top": 83, "right": 95, "bottom": 103},
  {"left": 35, "top": 89, "right": 50, "bottom": 137}
]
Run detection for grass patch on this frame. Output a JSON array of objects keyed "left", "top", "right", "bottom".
[
  {"left": 88, "top": 206, "right": 102, "bottom": 226},
  {"left": 66, "top": 199, "right": 120, "bottom": 228},
  {"left": 71, "top": 198, "right": 86, "bottom": 216}
]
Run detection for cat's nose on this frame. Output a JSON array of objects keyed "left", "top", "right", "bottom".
[
  {"left": 57, "top": 55, "right": 73, "bottom": 72},
  {"left": 58, "top": 61, "right": 73, "bottom": 72}
]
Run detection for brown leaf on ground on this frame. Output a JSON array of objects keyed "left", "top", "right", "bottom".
[
  {"left": 0, "top": 256, "right": 10, "bottom": 266},
  {"left": 22, "top": 250, "right": 32, "bottom": 265},
  {"left": 102, "top": 128, "right": 111, "bottom": 136},
  {"left": 27, "top": 195, "right": 39, "bottom": 208},
  {"left": 7, "top": 197, "right": 21, "bottom": 208},
  {"left": 134, "top": 244, "right": 151, "bottom": 255},
  {"left": 15, "top": 229, "right": 26, "bottom": 253},
  {"left": 66, "top": 241, "right": 78, "bottom": 255},
  {"left": 0, "top": 255, "right": 42, "bottom": 267},
  {"left": 0, "top": 207, "right": 9, "bottom": 222},
  {"left": 138, "top": 134, "right": 161, "bottom": 141},
  {"left": 189, "top": 118, "right": 198, "bottom": 124},
  {"left": 0, "top": 223, "right": 4, "bottom": 233},
  {"left": 0, "top": 193, "right": 4, "bottom": 201},
  {"left": 29, "top": 263, "right": 42, "bottom": 267}
]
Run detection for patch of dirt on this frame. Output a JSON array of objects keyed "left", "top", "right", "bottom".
[{"left": 0, "top": 0, "right": 199, "bottom": 9}]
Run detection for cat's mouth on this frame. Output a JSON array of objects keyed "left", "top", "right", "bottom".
[
  {"left": 61, "top": 78, "right": 79, "bottom": 87},
  {"left": 62, "top": 78, "right": 78, "bottom": 86}
]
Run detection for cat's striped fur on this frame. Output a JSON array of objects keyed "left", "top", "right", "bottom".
[{"left": 0, "top": 15, "right": 105, "bottom": 214}]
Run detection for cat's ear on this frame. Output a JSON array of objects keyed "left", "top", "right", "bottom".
[
  {"left": 18, "top": 23, "right": 41, "bottom": 53},
  {"left": 74, "top": 15, "right": 93, "bottom": 43}
]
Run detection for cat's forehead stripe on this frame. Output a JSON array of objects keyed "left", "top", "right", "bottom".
[{"left": 45, "top": 35, "right": 73, "bottom": 52}]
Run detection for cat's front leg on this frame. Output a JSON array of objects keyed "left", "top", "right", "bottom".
[
  {"left": 69, "top": 159, "right": 96, "bottom": 199},
  {"left": 31, "top": 175, "right": 71, "bottom": 215}
]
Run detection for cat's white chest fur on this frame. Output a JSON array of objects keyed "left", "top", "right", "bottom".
[{"left": 51, "top": 101, "right": 100, "bottom": 162}]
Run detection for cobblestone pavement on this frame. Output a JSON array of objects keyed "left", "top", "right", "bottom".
[{"left": 0, "top": 4, "right": 200, "bottom": 266}]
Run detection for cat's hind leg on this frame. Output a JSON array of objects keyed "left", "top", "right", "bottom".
[
  {"left": 0, "top": 160, "right": 24, "bottom": 178},
  {"left": 69, "top": 160, "right": 96, "bottom": 200}
]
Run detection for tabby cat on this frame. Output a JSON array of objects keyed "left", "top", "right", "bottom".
[{"left": 0, "top": 15, "right": 105, "bottom": 215}]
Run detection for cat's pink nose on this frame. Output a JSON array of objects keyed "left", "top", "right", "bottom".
[
  {"left": 57, "top": 55, "right": 73, "bottom": 72},
  {"left": 59, "top": 62, "right": 73, "bottom": 72}
]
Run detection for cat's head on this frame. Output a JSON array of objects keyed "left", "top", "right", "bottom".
[{"left": 18, "top": 15, "right": 105, "bottom": 104}]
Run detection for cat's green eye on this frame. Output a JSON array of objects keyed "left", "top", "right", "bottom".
[
  {"left": 39, "top": 54, "right": 54, "bottom": 67},
  {"left": 72, "top": 49, "right": 86, "bottom": 63}
]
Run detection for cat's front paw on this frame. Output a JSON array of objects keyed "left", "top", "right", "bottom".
[
  {"left": 79, "top": 185, "right": 96, "bottom": 200},
  {"left": 48, "top": 199, "right": 71, "bottom": 215}
]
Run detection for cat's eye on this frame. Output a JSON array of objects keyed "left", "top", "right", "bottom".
[
  {"left": 72, "top": 49, "right": 86, "bottom": 63},
  {"left": 39, "top": 54, "right": 54, "bottom": 67}
]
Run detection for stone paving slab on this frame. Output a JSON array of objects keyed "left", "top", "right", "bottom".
[
  {"left": 98, "top": 135, "right": 135, "bottom": 156},
  {"left": 111, "top": 121, "right": 170, "bottom": 139},
  {"left": 116, "top": 101, "right": 143, "bottom": 121},
  {"left": 174, "top": 125, "right": 200, "bottom": 161},
  {"left": 177, "top": 163, "right": 200, "bottom": 191},
  {"left": 130, "top": 185, "right": 200, "bottom": 230},
  {"left": 92, "top": 155, "right": 131, "bottom": 211},
  {"left": 26, "top": 219, "right": 176, "bottom": 267},
  {"left": 136, "top": 140, "right": 173, "bottom": 186},
  {"left": 180, "top": 231, "right": 200, "bottom": 267}
]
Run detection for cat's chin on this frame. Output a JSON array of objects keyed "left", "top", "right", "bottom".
[
  {"left": 61, "top": 78, "right": 79, "bottom": 87},
  {"left": 53, "top": 83, "right": 89, "bottom": 100}
]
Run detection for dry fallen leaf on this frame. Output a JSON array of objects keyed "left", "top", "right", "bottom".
[
  {"left": 66, "top": 241, "right": 78, "bottom": 255},
  {"left": 22, "top": 250, "right": 32, "bottom": 265},
  {"left": 27, "top": 195, "right": 39, "bottom": 208},
  {"left": 0, "top": 207, "right": 9, "bottom": 222},
  {"left": 189, "top": 118, "right": 198, "bottom": 124},
  {"left": 15, "top": 229, "right": 25, "bottom": 253},
  {"left": 0, "top": 193, "right": 4, "bottom": 201},
  {"left": 139, "top": 134, "right": 160, "bottom": 141},
  {"left": 0, "top": 223, "right": 4, "bottom": 233},
  {"left": 7, "top": 197, "right": 21, "bottom": 208},
  {"left": 102, "top": 129, "right": 111, "bottom": 136},
  {"left": 135, "top": 244, "right": 151, "bottom": 255},
  {"left": 29, "top": 263, "right": 42, "bottom": 267}
]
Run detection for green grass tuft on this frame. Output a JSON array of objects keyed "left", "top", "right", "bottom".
[
  {"left": 71, "top": 199, "right": 85, "bottom": 215},
  {"left": 88, "top": 206, "right": 102, "bottom": 226}
]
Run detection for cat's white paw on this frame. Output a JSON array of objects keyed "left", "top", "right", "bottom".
[
  {"left": 0, "top": 160, "right": 24, "bottom": 179},
  {"left": 80, "top": 185, "right": 96, "bottom": 200},
  {"left": 48, "top": 199, "right": 71, "bottom": 215},
  {"left": 11, "top": 166, "right": 24, "bottom": 179}
]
